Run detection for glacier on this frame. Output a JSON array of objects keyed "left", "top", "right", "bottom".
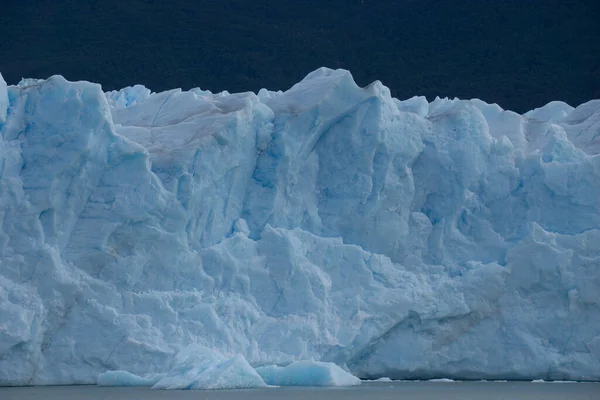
[{"left": 0, "top": 67, "right": 599, "bottom": 386}]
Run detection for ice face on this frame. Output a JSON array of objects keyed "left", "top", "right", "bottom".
[
  {"left": 0, "top": 68, "right": 599, "bottom": 385},
  {"left": 0, "top": 73, "right": 8, "bottom": 125}
]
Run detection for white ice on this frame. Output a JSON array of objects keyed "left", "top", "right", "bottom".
[{"left": 0, "top": 68, "right": 599, "bottom": 386}]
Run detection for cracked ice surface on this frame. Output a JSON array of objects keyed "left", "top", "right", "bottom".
[{"left": 0, "top": 68, "right": 599, "bottom": 385}]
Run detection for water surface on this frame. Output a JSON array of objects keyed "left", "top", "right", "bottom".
[{"left": 1, "top": 381, "right": 598, "bottom": 400}]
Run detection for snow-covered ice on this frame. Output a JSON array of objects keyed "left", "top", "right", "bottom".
[{"left": 0, "top": 68, "right": 599, "bottom": 386}]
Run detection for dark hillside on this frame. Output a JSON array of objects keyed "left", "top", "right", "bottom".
[{"left": 1, "top": 0, "right": 598, "bottom": 112}]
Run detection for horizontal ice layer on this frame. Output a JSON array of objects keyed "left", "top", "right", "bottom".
[
  {"left": 257, "top": 361, "right": 361, "bottom": 386},
  {"left": 0, "top": 69, "right": 599, "bottom": 386}
]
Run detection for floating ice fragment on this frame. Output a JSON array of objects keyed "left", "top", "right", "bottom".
[
  {"left": 257, "top": 361, "right": 361, "bottom": 387},
  {"left": 97, "top": 370, "right": 163, "bottom": 387},
  {"left": 152, "top": 345, "right": 267, "bottom": 390}
]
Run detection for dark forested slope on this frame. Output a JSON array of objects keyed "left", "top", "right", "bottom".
[{"left": 1, "top": 0, "right": 598, "bottom": 112}]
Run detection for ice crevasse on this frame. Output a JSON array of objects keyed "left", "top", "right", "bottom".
[{"left": 0, "top": 68, "right": 599, "bottom": 386}]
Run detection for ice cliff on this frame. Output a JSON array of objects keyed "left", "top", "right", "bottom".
[{"left": 0, "top": 68, "right": 599, "bottom": 385}]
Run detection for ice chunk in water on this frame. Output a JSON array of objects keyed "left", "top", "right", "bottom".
[
  {"left": 257, "top": 361, "right": 361, "bottom": 387},
  {"left": 97, "top": 370, "right": 163, "bottom": 387},
  {"left": 152, "top": 345, "right": 266, "bottom": 390}
]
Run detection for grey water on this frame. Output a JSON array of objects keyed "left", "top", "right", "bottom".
[{"left": 1, "top": 381, "right": 599, "bottom": 400}]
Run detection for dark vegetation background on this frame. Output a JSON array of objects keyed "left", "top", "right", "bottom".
[{"left": 1, "top": 0, "right": 599, "bottom": 112}]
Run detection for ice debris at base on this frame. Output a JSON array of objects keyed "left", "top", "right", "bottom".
[
  {"left": 152, "top": 345, "right": 267, "bottom": 390},
  {"left": 428, "top": 378, "right": 457, "bottom": 383},
  {"left": 257, "top": 361, "right": 361, "bottom": 387},
  {"left": 363, "top": 377, "right": 393, "bottom": 382},
  {"left": 97, "top": 370, "right": 164, "bottom": 387},
  {"left": 97, "top": 346, "right": 360, "bottom": 389},
  {"left": 0, "top": 68, "right": 599, "bottom": 386}
]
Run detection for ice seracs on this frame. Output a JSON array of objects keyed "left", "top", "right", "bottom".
[{"left": 0, "top": 68, "right": 599, "bottom": 386}]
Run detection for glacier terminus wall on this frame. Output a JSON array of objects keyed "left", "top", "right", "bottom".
[{"left": 0, "top": 68, "right": 599, "bottom": 385}]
